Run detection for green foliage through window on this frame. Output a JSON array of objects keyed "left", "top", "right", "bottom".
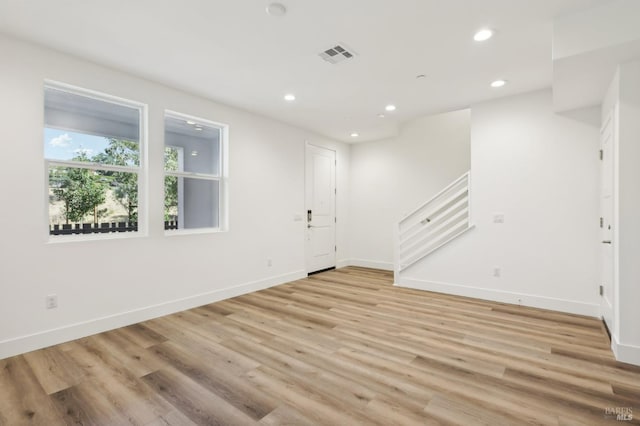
[
  {"left": 94, "top": 139, "right": 139, "bottom": 221},
  {"left": 49, "top": 139, "right": 139, "bottom": 224},
  {"left": 50, "top": 165, "right": 107, "bottom": 224},
  {"left": 164, "top": 147, "right": 179, "bottom": 221}
]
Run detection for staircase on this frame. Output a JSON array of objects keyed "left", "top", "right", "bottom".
[{"left": 395, "top": 172, "right": 473, "bottom": 273}]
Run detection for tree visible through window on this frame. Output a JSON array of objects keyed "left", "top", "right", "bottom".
[
  {"left": 164, "top": 146, "right": 179, "bottom": 222},
  {"left": 50, "top": 153, "right": 107, "bottom": 224},
  {"left": 44, "top": 85, "right": 144, "bottom": 237},
  {"left": 93, "top": 139, "right": 140, "bottom": 222}
]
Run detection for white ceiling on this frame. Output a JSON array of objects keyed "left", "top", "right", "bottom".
[
  {"left": 0, "top": 0, "right": 611, "bottom": 142},
  {"left": 553, "top": 38, "right": 640, "bottom": 112}
]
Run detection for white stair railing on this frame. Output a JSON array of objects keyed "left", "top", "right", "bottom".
[{"left": 395, "top": 172, "right": 473, "bottom": 272}]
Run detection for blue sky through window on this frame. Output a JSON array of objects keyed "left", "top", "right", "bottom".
[{"left": 44, "top": 128, "right": 110, "bottom": 161}]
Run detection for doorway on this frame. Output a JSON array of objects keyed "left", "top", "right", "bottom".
[{"left": 305, "top": 144, "right": 336, "bottom": 274}]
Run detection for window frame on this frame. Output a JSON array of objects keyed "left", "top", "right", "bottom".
[
  {"left": 43, "top": 81, "right": 148, "bottom": 242},
  {"left": 163, "top": 110, "right": 228, "bottom": 235}
]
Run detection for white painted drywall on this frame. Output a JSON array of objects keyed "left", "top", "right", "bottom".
[
  {"left": 614, "top": 60, "right": 640, "bottom": 364},
  {"left": 0, "top": 34, "right": 350, "bottom": 359},
  {"left": 553, "top": 0, "right": 640, "bottom": 60},
  {"left": 347, "top": 110, "right": 471, "bottom": 270},
  {"left": 551, "top": 0, "right": 640, "bottom": 113},
  {"left": 397, "top": 90, "right": 601, "bottom": 317}
]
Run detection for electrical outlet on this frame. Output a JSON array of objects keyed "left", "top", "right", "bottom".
[
  {"left": 46, "top": 294, "right": 58, "bottom": 309},
  {"left": 493, "top": 213, "right": 505, "bottom": 224},
  {"left": 493, "top": 267, "right": 501, "bottom": 277}
]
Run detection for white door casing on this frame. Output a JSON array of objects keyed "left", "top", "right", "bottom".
[
  {"left": 600, "top": 110, "right": 615, "bottom": 332},
  {"left": 305, "top": 144, "right": 336, "bottom": 273}
]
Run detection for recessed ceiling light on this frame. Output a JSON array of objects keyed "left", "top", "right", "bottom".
[
  {"left": 194, "top": 126, "right": 203, "bottom": 131},
  {"left": 186, "top": 120, "right": 196, "bottom": 125},
  {"left": 474, "top": 29, "right": 494, "bottom": 42},
  {"left": 350, "top": 132, "right": 359, "bottom": 138},
  {"left": 385, "top": 104, "right": 397, "bottom": 112},
  {"left": 284, "top": 94, "right": 296, "bottom": 101},
  {"left": 378, "top": 114, "right": 385, "bottom": 118},
  {"left": 490, "top": 79, "right": 507, "bottom": 88},
  {"left": 266, "top": 3, "right": 287, "bottom": 17}
]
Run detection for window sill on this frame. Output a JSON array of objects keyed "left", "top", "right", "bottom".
[
  {"left": 164, "top": 227, "right": 225, "bottom": 237},
  {"left": 47, "top": 231, "right": 147, "bottom": 244}
]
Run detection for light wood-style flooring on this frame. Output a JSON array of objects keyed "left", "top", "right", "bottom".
[{"left": 1, "top": 267, "right": 639, "bottom": 425}]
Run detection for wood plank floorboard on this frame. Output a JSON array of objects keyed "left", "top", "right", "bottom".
[{"left": 1, "top": 267, "right": 638, "bottom": 425}]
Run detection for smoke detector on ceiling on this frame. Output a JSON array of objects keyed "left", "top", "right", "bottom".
[{"left": 319, "top": 43, "right": 358, "bottom": 64}]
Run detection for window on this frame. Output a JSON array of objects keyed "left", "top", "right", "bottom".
[
  {"left": 44, "top": 83, "right": 145, "bottom": 238},
  {"left": 164, "top": 111, "right": 226, "bottom": 233}
]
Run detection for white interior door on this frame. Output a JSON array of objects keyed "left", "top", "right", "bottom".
[
  {"left": 600, "top": 111, "right": 615, "bottom": 332},
  {"left": 305, "top": 144, "right": 336, "bottom": 273}
]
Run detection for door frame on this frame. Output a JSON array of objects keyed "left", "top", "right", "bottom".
[{"left": 600, "top": 108, "right": 616, "bottom": 335}]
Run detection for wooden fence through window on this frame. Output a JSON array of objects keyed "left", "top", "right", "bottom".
[{"left": 49, "top": 221, "right": 178, "bottom": 235}]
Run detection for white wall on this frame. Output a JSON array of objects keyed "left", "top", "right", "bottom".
[
  {"left": 551, "top": 0, "right": 640, "bottom": 113},
  {"left": 0, "top": 35, "right": 350, "bottom": 359},
  {"left": 347, "top": 110, "right": 470, "bottom": 270},
  {"left": 613, "top": 60, "right": 640, "bottom": 364},
  {"left": 397, "top": 90, "right": 601, "bottom": 317},
  {"left": 553, "top": 0, "right": 640, "bottom": 60}
]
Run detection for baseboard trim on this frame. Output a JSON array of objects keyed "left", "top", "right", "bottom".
[
  {"left": 396, "top": 277, "right": 600, "bottom": 317},
  {"left": 612, "top": 335, "right": 640, "bottom": 366},
  {"left": 346, "top": 259, "right": 394, "bottom": 271},
  {"left": 0, "top": 270, "right": 306, "bottom": 360},
  {"left": 336, "top": 259, "right": 351, "bottom": 269}
]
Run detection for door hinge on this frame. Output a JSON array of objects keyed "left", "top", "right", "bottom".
[
  {"left": 334, "top": 217, "right": 337, "bottom": 223},
  {"left": 335, "top": 245, "right": 337, "bottom": 252},
  {"left": 599, "top": 285, "right": 603, "bottom": 296},
  {"left": 600, "top": 217, "right": 604, "bottom": 228},
  {"left": 599, "top": 149, "right": 603, "bottom": 160},
  {"left": 335, "top": 188, "right": 337, "bottom": 194}
]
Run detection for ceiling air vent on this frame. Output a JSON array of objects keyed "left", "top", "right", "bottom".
[{"left": 319, "top": 43, "right": 357, "bottom": 64}]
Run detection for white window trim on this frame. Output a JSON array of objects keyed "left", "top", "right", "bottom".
[
  {"left": 164, "top": 110, "right": 228, "bottom": 235},
  {"left": 44, "top": 81, "right": 148, "bottom": 243},
  {"left": 46, "top": 159, "right": 139, "bottom": 174}
]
